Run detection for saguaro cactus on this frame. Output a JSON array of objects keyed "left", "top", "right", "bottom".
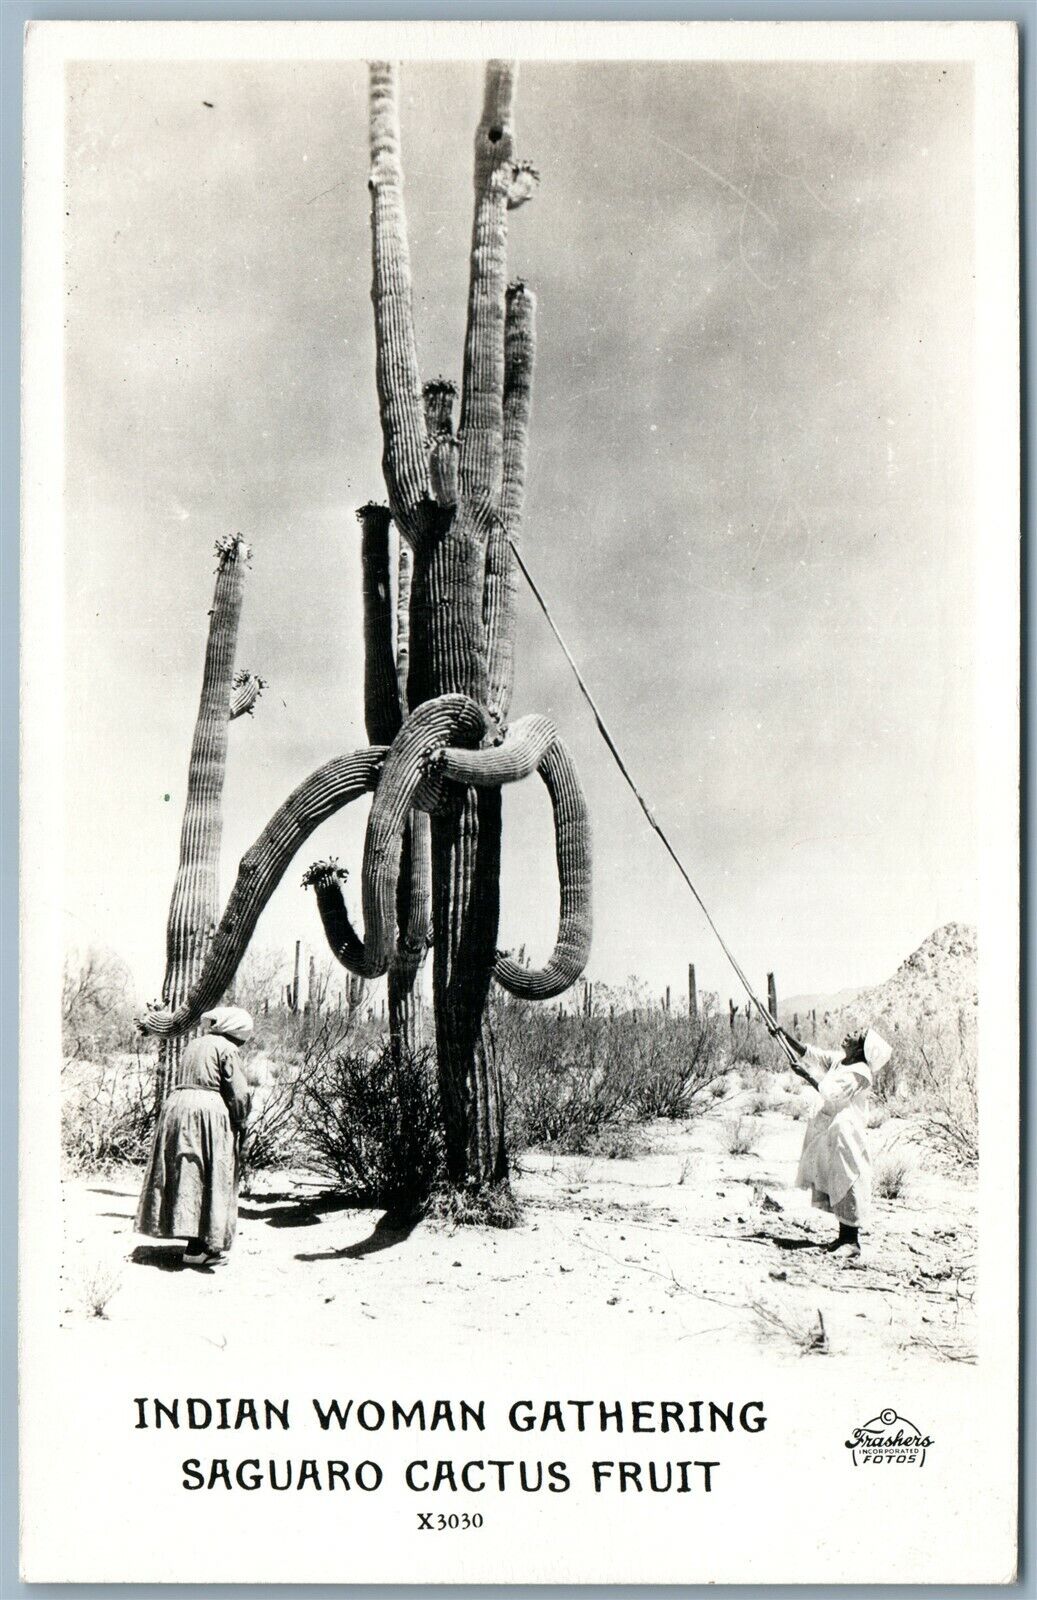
[
  {"left": 155, "top": 534, "right": 264, "bottom": 1100},
  {"left": 140, "top": 62, "right": 592, "bottom": 1192}
]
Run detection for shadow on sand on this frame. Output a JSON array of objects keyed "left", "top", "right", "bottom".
[
  {"left": 295, "top": 1210, "right": 423, "bottom": 1264},
  {"left": 238, "top": 1192, "right": 364, "bottom": 1230},
  {"left": 129, "top": 1243, "right": 189, "bottom": 1272}
]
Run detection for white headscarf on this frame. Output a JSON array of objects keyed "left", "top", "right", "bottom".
[
  {"left": 863, "top": 1026, "right": 892, "bottom": 1073},
  {"left": 201, "top": 1006, "right": 254, "bottom": 1045}
]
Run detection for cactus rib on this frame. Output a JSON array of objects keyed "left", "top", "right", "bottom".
[
  {"left": 139, "top": 747, "right": 386, "bottom": 1037},
  {"left": 432, "top": 713, "right": 556, "bottom": 787},
  {"left": 493, "top": 735, "right": 592, "bottom": 999},
  {"left": 485, "top": 282, "right": 536, "bottom": 722},
  {"left": 368, "top": 61, "right": 429, "bottom": 533},
  {"left": 458, "top": 61, "right": 517, "bottom": 506}
]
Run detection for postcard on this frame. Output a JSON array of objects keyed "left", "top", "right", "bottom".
[{"left": 20, "top": 19, "right": 1019, "bottom": 1584}]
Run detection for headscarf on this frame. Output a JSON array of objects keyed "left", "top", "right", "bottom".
[
  {"left": 201, "top": 1006, "right": 254, "bottom": 1045},
  {"left": 863, "top": 1026, "right": 892, "bottom": 1073}
]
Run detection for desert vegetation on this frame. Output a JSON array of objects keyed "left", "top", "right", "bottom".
[{"left": 62, "top": 942, "right": 978, "bottom": 1206}]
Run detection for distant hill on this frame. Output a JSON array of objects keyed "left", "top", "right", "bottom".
[{"left": 781, "top": 922, "right": 977, "bottom": 1039}]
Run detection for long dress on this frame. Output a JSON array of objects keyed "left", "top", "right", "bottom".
[
  {"left": 136, "top": 1034, "right": 251, "bottom": 1253},
  {"left": 795, "top": 1044, "right": 874, "bottom": 1225}
]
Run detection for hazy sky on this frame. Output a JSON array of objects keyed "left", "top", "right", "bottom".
[{"left": 63, "top": 56, "right": 975, "bottom": 1009}]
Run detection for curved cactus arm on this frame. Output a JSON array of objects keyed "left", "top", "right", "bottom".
[
  {"left": 229, "top": 670, "right": 267, "bottom": 721},
  {"left": 357, "top": 502, "right": 403, "bottom": 745},
  {"left": 302, "top": 859, "right": 365, "bottom": 972},
  {"left": 368, "top": 61, "right": 429, "bottom": 533},
  {"left": 485, "top": 279, "right": 536, "bottom": 722},
  {"left": 139, "top": 747, "right": 387, "bottom": 1037},
  {"left": 432, "top": 713, "right": 556, "bottom": 787},
  {"left": 493, "top": 735, "right": 592, "bottom": 1000},
  {"left": 458, "top": 61, "right": 518, "bottom": 506},
  {"left": 397, "top": 809, "right": 432, "bottom": 963},
  {"left": 352, "top": 694, "right": 487, "bottom": 978}
]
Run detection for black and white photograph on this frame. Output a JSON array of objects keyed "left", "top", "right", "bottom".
[{"left": 20, "top": 19, "right": 1019, "bottom": 1585}]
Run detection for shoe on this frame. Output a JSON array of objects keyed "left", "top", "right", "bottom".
[
  {"left": 184, "top": 1249, "right": 225, "bottom": 1268},
  {"left": 832, "top": 1242, "right": 862, "bottom": 1263}
]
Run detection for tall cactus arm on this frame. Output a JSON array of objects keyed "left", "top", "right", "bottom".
[
  {"left": 369, "top": 61, "right": 429, "bottom": 533},
  {"left": 162, "top": 534, "right": 249, "bottom": 1010},
  {"left": 457, "top": 61, "right": 518, "bottom": 506},
  {"left": 493, "top": 736, "right": 592, "bottom": 1000},
  {"left": 432, "top": 713, "right": 556, "bottom": 787},
  {"left": 486, "top": 280, "right": 537, "bottom": 721},
  {"left": 139, "top": 748, "right": 386, "bottom": 1037},
  {"left": 357, "top": 502, "right": 403, "bottom": 745},
  {"left": 230, "top": 670, "right": 267, "bottom": 721}
]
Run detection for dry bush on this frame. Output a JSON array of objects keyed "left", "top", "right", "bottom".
[
  {"left": 750, "top": 1299, "right": 829, "bottom": 1355},
  {"left": 723, "top": 1114, "right": 762, "bottom": 1156},
  {"left": 628, "top": 1004, "right": 727, "bottom": 1120},
  {"left": 429, "top": 1182, "right": 521, "bottom": 1230},
  {"left": 62, "top": 947, "right": 140, "bottom": 1064},
  {"left": 873, "top": 1148, "right": 913, "bottom": 1200},
  {"left": 911, "top": 1015, "right": 977, "bottom": 1165},
  {"left": 61, "top": 1055, "right": 156, "bottom": 1173},
  {"left": 487, "top": 992, "right": 639, "bottom": 1155},
  {"left": 76, "top": 1258, "right": 123, "bottom": 1319},
  {"left": 298, "top": 1043, "right": 444, "bottom": 1217},
  {"left": 239, "top": 1060, "right": 310, "bottom": 1187},
  {"left": 488, "top": 987, "right": 727, "bottom": 1154}
]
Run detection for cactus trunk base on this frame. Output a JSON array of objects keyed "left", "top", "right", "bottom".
[{"left": 431, "top": 787, "right": 508, "bottom": 1189}]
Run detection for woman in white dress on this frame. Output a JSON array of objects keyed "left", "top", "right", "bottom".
[{"left": 773, "top": 1024, "right": 893, "bottom": 1259}]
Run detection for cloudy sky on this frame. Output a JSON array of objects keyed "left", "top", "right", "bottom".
[{"left": 63, "top": 54, "right": 975, "bottom": 1009}]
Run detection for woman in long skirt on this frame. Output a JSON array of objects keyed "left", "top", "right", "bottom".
[
  {"left": 774, "top": 1023, "right": 893, "bottom": 1260},
  {"left": 136, "top": 1007, "right": 253, "bottom": 1267}
]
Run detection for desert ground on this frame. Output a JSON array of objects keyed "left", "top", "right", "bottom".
[{"left": 61, "top": 1077, "right": 976, "bottom": 1370}]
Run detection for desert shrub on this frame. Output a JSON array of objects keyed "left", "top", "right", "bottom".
[
  {"left": 585, "top": 1122, "right": 647, "bottom": 1160},
  {"left": 239, "top": 1059, "right": 311, "bottom": 1187},
  {"left": 873, "top": 1148, "right": 913, "bottom": 1200},
  {"left": 429, "top": 1182, "right": 521, "bottom": 1230},
  {"left": 488, "top": 987, "right": 728, "bottom": 1151},
  {"left": 62, "top": 947, "right": 139, "bottom": 1064},
  {"left": 628, "top": 1006, "right": 727, "bottom": 1120},
  {"left": 487, "top": 992, "right": 638, "bottom": 1154},
  {"left": 723, "top": 1114, "right": 761, "bottom": 1156},
  {"left": 76, "top": 1258, "right": 123, "bottom": 1320},
  {"left": 910, "top": 1015, "right": 978, "bottom": 1165},
  {"left": 61, "top": 1055, "right": 156, "bottom": 1173},
  {"left": 298, "top": 1043, "right": 444, "bottom": 1216}
]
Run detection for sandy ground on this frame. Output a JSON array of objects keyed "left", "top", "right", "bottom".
[{"left": 60, "top": 1087, "right": 977, "bottom": 1370}]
